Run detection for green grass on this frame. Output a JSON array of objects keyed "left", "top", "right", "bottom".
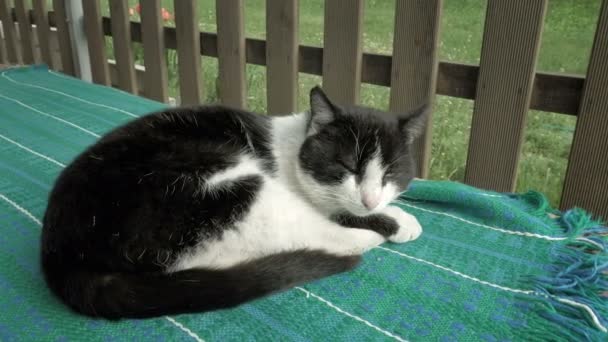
[{"left": 102, "top": 0, "right": 602, "bottom": 207}]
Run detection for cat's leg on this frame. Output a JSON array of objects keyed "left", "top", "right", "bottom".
[
  {"left": 241, "top": 178, "right": 387, "bottom": 256},
  {"left": 331, "top": 206, "right": 422, "bottom": 243},
  {"left": 172, "top": 177, "right": 386, "bottom": 271},
  {"left": 238, "top": 179, "right": 386, "bottom": 256},
  {"left": 313, "top": 222, "right": 387, "bottom": 256}
]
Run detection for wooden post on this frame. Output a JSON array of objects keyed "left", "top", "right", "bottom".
[
  {"left": 322, "top": 0, "right": 363, "bottom": 105},
  {"left": 216, "top": 0, "right": 246, "bottom": 108},
  {"left": 65, "top": 0, "right": 92, "bottom": 81},
  {"left": 33, "top": 0, "right": 54, "bottom": 68},
  {"left": 82, "top": 0, "right": 109, "bottom": 84},
  {"left": 464, "top": 0, "right": 548, "bottom": 192},
  {"left": 560, "top": 0, "right": 608, "bottom": 219},
  {"left": 0, "top": 0, "right": 21, "bottom": 63},
  {"left": 14, "top": 0, "right": 34, "bottom": 64},
  {"left": 174, "top": 0, "right": 203, "bottom": 105},
  {"left": 389, "top": 0, "right": 442, "bottom": 178},
  {"left": 266, "top": 0, "right": 299, "bottom": 115},
  {"left": 53, "top": 0, "right": 75, "bottom": 75},
  {"left": 109, "top": 0, "right": 137, "bottom": 94},
  {"left": 141, "top": 0, "right": 168, "bottom": 102},
  {"left": 0, "top": 27, "right": 6, "bottom": 63}
]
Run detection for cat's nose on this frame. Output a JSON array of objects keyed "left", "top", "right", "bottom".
[{"left": 362, "top": 193, "right": 381, "bottom": 210}]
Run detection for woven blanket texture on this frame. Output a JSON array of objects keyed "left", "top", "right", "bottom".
[{"left": 0, "top": 65, "right": 606, "bottom": 341}]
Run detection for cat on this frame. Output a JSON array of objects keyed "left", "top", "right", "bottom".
[{"left": 41, "top": 86, "right": 426, "bottom": 319}]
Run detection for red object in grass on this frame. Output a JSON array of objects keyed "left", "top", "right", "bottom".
[
  {"left": 161, "top": 8, "right": 173, "bottom": 21},
  {"left": 135, "top": 3, "right": 141, "bottom": 14}
]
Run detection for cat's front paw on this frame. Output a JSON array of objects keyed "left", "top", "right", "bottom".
[{"left": 380, "top": 206, "right": 422, "bottom": 243}]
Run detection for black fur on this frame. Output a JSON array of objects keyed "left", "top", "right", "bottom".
[
  {"left": 40, "top": 105, "right": 332, "bottom": 319},
  {"left": 330, "top": 212, "right": 399, "bottom": 237},
  {"left": 44, "top": 249, "right": 358, "bottom": 319}
]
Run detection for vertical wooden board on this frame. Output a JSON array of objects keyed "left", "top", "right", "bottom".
[
  {"left": 0, "top": 27, "right": 6, "bottom": 63},
  {"left": 141, "top": 0, "right": 168, "bottom": 102},
  {"left": 561, "top": 0, "right": 608, "bottom": 219},
  {"left": 464, "top": 0, "right": 547, "bottom": 192},
  {"left": 52, "top": 0, "right": 75, "bottom": 75},
  {"left": 82, "top": 0, "right": 110, "bottom": 85},
  {"left": 266, "top": 0, "right": 298, "bottom": 115},
  {"left": 33, "top": 0, "right": 54, "bottom": 68},
  {"left": 216, "top": 0, "right": 246, "bottom": 108},
  {"left": 174, "top": 0, "right": 202, "bottom": 105},
  {"left": 15, "top": 0, "right": 34, "bottom": 64},
  {"left": 389, "top": 0, "right": 442, "bottom": 178},
  {"left": 322, "top": 0, "right": 363, "bottom": 105},
  {"left": 0, "top": 0, "right": 21, "bottom": 63},
  {"left": 109, "top": 0, "right": 137, "bottom": 94}
]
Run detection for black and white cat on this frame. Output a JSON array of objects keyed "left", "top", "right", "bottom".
[{"left": 41, "top": 86, "right": 426, "bottom": 319}]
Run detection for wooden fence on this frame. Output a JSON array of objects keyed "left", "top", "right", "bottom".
[{"left": 0, "top": 0, "right": 606, "bottom": 218}]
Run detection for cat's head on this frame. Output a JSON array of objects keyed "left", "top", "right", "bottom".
[{"left": 296, "top": 86, "right": 428, "bottom": 216}]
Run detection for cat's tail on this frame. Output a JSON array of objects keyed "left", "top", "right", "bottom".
[{"left": 43, "top": 249, "right": 359, "bottom": 319}]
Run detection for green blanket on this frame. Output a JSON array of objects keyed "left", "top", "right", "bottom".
[{"left": 0, "top": 65, "right": 606, "bottom": 341}]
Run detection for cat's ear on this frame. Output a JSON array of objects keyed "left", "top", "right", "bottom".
[
  {"left": 309, "top": 86, "right": 338, "bottom": 133},
  {"left": 398, "top": 104, "right": 430, "bottom": 144}
]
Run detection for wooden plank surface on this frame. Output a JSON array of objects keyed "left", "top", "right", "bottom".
[
  {"left": 0, "top": 0, "right": 20, "bottom": 63},
  {"left": 389, "top": 0, "right": 442, "bottom": 178},
  {"left": 0, "top": 30, "right": 6, "bottom": 63},
  {"left": 33, "top": 0, "right": 54, "bottom": 68},
  {"left": 140, "top": 0, "right": 168, "bottom": 102},
  {"left": 322, "top": 0, "right": 363, "bottom": 105},
  {"left": 266, "top": 0, "right": 298, "bottom": 115},
  {"left": 216, "top": 0, "right": 246, "bottom": 108},
  {"left": 83, "top": 0, "right": 110, "bottom": 85},
  {"left": 52, "top": 0, "right": 75, "bottom": 75},
  {"left": 14, "top": 0, "right": 34, "bottom": 64},
  {"left": 108, "top": 0, "right": 137, "bottom": 94},
  {"left": 561, "top": 0, "right": 608, "bottom": 219},
  {"left": 464, "top": 0, "right": 548, "bottom": 192},
  {"left": 174, "top": 0, "right": 202, "bottom": 105}
]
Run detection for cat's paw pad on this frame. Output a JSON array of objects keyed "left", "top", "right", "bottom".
[{"left": 381, "top": 206, "right": 422, "bottom": 243}]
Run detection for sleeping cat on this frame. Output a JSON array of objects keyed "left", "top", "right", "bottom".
[{"left": 41, "top": 86, "right": 426, "bottom": 319}]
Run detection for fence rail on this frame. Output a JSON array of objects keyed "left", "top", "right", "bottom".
[{"left": 0, "top": 0, "right": 606, "bottom": 219}]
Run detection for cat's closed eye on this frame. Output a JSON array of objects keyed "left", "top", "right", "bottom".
[
  {"left": 382, "top": 171, "right": 395, "bottom": 184},
  {"left": 337, "top": 159, "right": 358, "bottom": 174}
]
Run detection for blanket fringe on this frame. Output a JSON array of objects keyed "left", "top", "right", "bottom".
[{"left": 527, "top": 207, "right": 607, "bottom": 341}]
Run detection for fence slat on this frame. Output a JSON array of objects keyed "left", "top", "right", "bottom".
[
  {"left": 464, "top": 0, "right": 547, "bottom": 192},
  {"left": 174, "top": 0, "right": 202, "bottom": 105},
  {"left": 216, "top": 0, "right": 246, "bottom": 108},
  {"left": 52, "top": 0, "right": 75, "bottom": 75},
  {"left": 0, "top": 0, "right": 20, "bottom": 63},
  {"left": 96, "top": 17, "right": 586, "bottom": 116},
  {"left": 82, "top": 0, "right": 109, "bottom": 85},
  {"left": 141, "top": 0, "right": 168, "bottom": 102},
  {"left": 561, "top": 0, "right": 608, "bottom": 219},
  {"left": 266, "top": 0, "right": 298, "bottom": 115},
  {"left": 32, "top": 0, "right": 54, "bottom": 68},
  {"left": 389, "top": 0, "right": 442, "bottom": 178},
  {"left": 14, "top": 0, "right": 34, "bottom": 64},
  {"left": 0, "top": 27, "right": 6, "bottom": 63},
  {"left": 108, "top": 0, "right": 137, "bottom": 94},
  {"left": 322, "top": 0, "right": 363, "bottom": 104}
]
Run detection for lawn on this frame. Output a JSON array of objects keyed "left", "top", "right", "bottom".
[{"left": 102, "top": 0, "right": 602, "bottom": 207}]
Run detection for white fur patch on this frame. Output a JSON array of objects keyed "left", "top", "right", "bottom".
[
  {"left": 206, "top": 154, "right": 261, "bottom": 188},
  {"left": 360, "top": 152, "right": 384, "bottom": 209},
  {"left": 170, "top": 178, "right": 384, "bottom": 270}
]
